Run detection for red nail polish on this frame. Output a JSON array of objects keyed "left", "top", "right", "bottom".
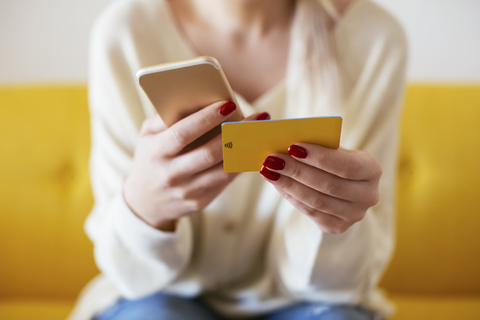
[
  {"left": 263, "top": 156, "right": 285, "bottom": 170},
  {"left": 288, "top": 145, "right": 307, "bottom": 158},
  {"left": 260, "top": 166, "right": 281, "bottom": 181},
  {"left": 219, "top": 101, "right": 236, "bottom": 116},
  {"left": 256, "top": 112, "right": 271, "bottom": 120}
]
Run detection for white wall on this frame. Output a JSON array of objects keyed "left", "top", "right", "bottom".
[
  {"left": 374, "top": 0, "right": 480, "bottom": 82},
  {"left": 0, "top": 0, "right": 111, "bottom": 84},
  {"left": 1, "top": 0, "right": 479, "bottom": 84}
]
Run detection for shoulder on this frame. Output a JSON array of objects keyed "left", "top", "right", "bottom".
[
  {"left": 91, "top": 0, "right": 165, "bottom": 51},
  {"left": 335, "top": 0, "right": 408, "bottom": 79},
  {"left": 337, "top": 0, "right": 407, "bottom": 49}
]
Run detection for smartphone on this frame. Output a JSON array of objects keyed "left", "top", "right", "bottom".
[{"left": 137, "top": 56, "right": 244, "bottom": 151}]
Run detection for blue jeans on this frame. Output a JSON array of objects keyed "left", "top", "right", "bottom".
[{"left": 95, "top": 292, "right": 375, "bottom": 320}]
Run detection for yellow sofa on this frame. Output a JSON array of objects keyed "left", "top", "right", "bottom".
[{"left": 0, "top": 84, "right": 479, "bottom": 319}]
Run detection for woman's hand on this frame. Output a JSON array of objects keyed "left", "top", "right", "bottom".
[
  {"left": 259, "top": 144, "right": 382, "bottom": 234},
  {"left": 124, "top": 100, "right": 268, "bottom": 232}
]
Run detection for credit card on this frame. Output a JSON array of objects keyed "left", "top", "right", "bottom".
[{"left": 221, "top": 117, "right": 342, "bottom": 172}]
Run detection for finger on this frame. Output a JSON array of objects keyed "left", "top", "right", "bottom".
[
  {"left": 140, "top": 115, "right": 167, "bottom": 136},
  {"left": 243, "top": 112, "right": 271, "bottom": 121},
  {"left": 171, "top": 133, "right": 224, "bottom": 176},
  {"left": 183, "top": 183, "right": 231, "bottom": 213},
  {"left": 288, "top": 144, "right": 382, "bottom": 181},
  {"left": 260, "top": 167, "right": 356, "bottom": 220},
  {"left": 177, "top": 162, "right": 238, "bottom": 199},
  {"left": 159, "top": 100, "right": 238, "bottom": 156},
  {"left": 168, "top": 111, "right": 272, "bottom": 177},
  {"left": 262, "top": 153, "right": 369, "bottom": 202},
  {"left": 270, "top": 182, "right": 349, "bottom": 234},
  {"left": 190, "top": 162, "right": 239, "bottom": 191}
]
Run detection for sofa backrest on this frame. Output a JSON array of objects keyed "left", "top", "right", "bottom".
[
  {"left": 0, "top": 84, "right": 479, "bottom": 300},
  {"left": 380, "top": 84, "right": 480, "bottom": 294},
  {"left": 0, "top": 86, "right": 98, "bottom": 299}
]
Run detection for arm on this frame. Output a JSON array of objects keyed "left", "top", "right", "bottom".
[
  {"left": 265, "top": 16, "right": 408, "bottom": 301},
  {"left": 86, "top": 5, "right": 266, "bottom": 298},
  {"left": 84, "top": 11, "right": 196, "bottom": 298}
]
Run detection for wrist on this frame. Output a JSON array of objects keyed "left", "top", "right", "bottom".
[{"left": 123, "top": 178, "right": 178, "bottom": 232}]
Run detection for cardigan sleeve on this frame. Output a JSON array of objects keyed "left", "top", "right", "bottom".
[
  {"left": 269, "top": 2, "right": 408, "bottom": 305},
  {"left": 84, "top": 1, "right": 193, "bottom": 299}
]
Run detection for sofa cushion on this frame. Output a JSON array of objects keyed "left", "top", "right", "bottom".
[
  {"left": 0, "top": 299, "right": 75, "bottom": 320},
  {"left": 389, "top": 294, "right": 480, "bottom": 320}
]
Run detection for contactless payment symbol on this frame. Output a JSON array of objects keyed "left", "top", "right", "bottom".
[{"left": 224, "top": 142, "right": 233, "bottom": 149}]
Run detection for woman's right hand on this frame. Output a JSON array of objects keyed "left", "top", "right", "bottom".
[{"left": 124, "top": 101, "right": 268, "bottom": 231}]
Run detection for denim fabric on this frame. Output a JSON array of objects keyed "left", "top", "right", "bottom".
[
  {"left": 95, "top": 292, "right": 375, "bottom": 320},
  {"left": 263, "top": 302, "right": 375, "bottom": 320}
]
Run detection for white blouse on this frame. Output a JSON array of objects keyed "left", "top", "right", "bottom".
[{"left": 68, "top": 0, "right": 407, "bottom": 319}]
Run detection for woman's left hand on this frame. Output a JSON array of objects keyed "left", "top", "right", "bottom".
[{"left": 260, "top": 143, "right": 382, "bottom": 234}]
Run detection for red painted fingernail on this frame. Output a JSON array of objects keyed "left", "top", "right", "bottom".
[
  {"left": 260, "top": 166, "right": 281, "bottom": 181},
  {"left": 263, "top": 156, "right": 285, "bottom": 170},
  {"left": 256, "top": 112, "right": 271, "bottom": 120},
  {"left": 218, "top": 101, "right": 236, "bottom": 116},
  {"left": 288, "top": 145, "right": 307, "bottom": 158}
]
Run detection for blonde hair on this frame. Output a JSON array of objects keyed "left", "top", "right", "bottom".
[{"left": 285, "top": 0, "right": 342, "bottom": 119}]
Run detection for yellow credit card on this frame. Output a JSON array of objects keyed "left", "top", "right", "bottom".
[{"left": 222, "top": 117, "right": 342, "bottom": 173}]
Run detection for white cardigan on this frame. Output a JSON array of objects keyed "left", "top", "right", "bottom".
[{"left": 68, "top": 0, "right": 407, "bottom": 319}]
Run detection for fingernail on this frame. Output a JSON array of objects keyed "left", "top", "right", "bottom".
[
  {"left": 219, "top": 101, "right": 236, "bottom": 116},
  {"left": 263, "top": 156, "right": 285, "bottom": 170},
  {"left": 288, "top": 145, "right": 307, "bottom": 158},
  {"left": 256, "top": 112, "right": 271, "bottom": 120},
  {"left": 260, "top": 166, "right": 281, "bottom": 181}
]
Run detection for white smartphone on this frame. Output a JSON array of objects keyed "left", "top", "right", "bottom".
[{"left": 137, "top": 56, "right": 244, "bottom": 151}]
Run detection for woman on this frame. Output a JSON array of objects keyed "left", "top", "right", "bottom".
[{"left": 69, "top": 0, "right": 407, "bottom": 319}]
